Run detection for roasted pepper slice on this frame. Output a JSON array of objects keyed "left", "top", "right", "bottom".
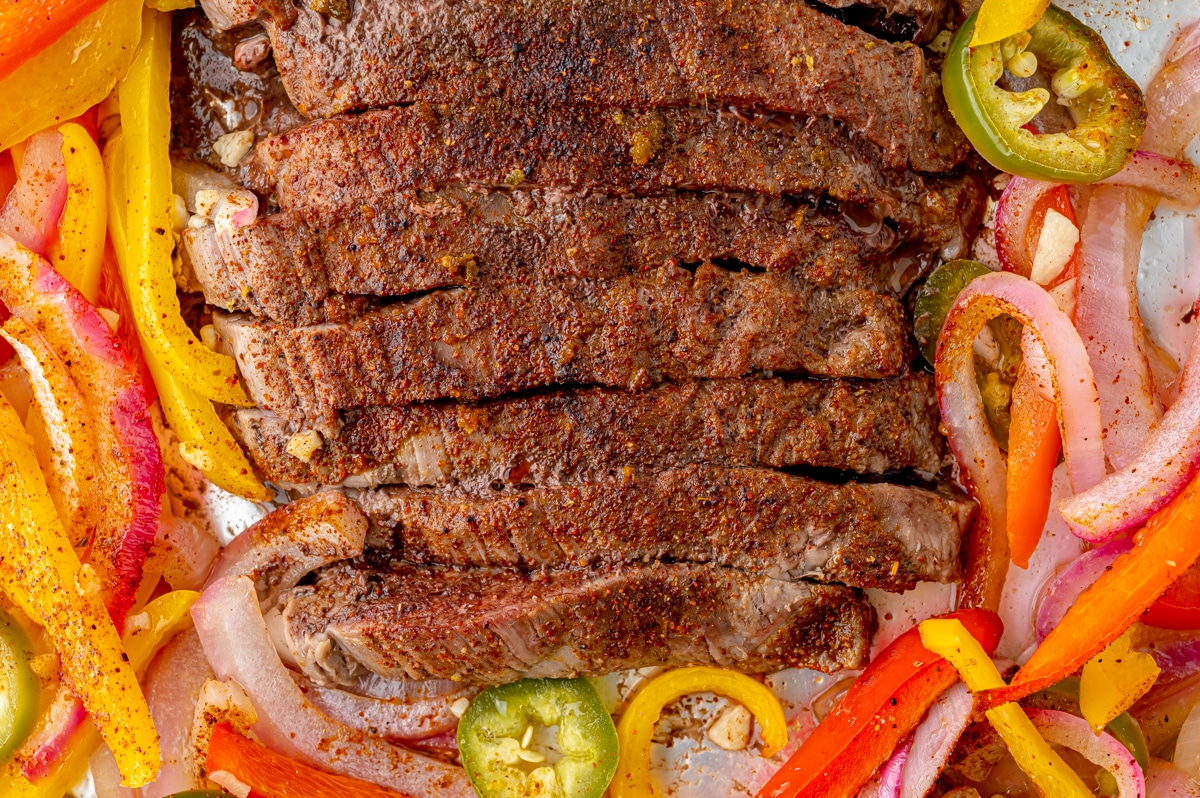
[
  {"left": 1080, "top": 630, "right": 1160, "bottom": 734},
  {"left": 756, "top": 610, "right": 1002, "bottom": 798},
  {"left": 461, "top": 677, "right": 619, "bottom": 798},
  {"left": 616, "top": 667, "right": 785, "bottom": 798},
  {"left": 117, "top": 9, "right": 250, "bottom": 407},
  {"left": 918, "top": 618, "right": 1092, "bottom": 798},
  {"left": 944, "top": 5, "right": 1145, "bottom": 182},
  {"left": 0, "top": 608, "right": 38, "bottom": 766},
  {"left": 971, "top": 0, "right": 1050, "bottom": 47},
  {"left": 0, "top": 391, "right": 159, "bottom": 787},
  {"left": 48, "top": 122, "right": 106, "bottom": 304}
]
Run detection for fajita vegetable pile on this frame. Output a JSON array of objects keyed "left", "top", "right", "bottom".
[{"left": 0, "top": 0, "right": 1197, "bottom": 797}]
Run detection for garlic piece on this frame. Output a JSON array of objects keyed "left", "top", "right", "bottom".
[
  {"left": 213, "top": 129, "right": 255, "bottom": 168},
  {"left": 707, "top": 703, "right": 753, "bottom": 751},
  {"left": 1031, "top": 208, "right": 1079, "bottom": 286}
]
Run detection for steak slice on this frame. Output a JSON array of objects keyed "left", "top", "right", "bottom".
[
  {"left": 198, "top": 0, "right": 964, "bottom": 171},
  {"left": 248, "top": 102, "right": 972, "bottom": 226},
  {"left": 228, "top": 374, "right": 944, "bottom": 488},
  {"left": 280, "top": 560, "right": 877, "bottom": 685},
  {"left": 355, "top": 466, "right": 970, "bottom": 590},
  {"left": 185, "top": 185, "right": 984, "bottom": 326},
  {"left": 214, "top": 263, "right": 912, "bottom": 422}
]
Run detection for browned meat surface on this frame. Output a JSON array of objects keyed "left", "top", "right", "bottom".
[
  {"left": 185, "top": 185, "right": 983, "bottom": 326},
  {"left": 280, "top": 560, "right": 877, "bottom": 685},
  {"left": 248, "top": 102, "right": 974, "bottom": 225},
  {"left": 170, "top": 10, "right": 305, "bottom": 172},
  {"left": 815, "top": 0, "right": 955, "bottom": 43},
  {"left": 215, "top": 265, "right": 911, "bottom": 423},
  {"left": 228, "top": 374, "right": 944, "bottom": 488},
  {"left": 197, "top": 0, "right": 964, "bottom": 170},
  {"left": 355, "top": 465, "right": 970, "bottom": 590}
]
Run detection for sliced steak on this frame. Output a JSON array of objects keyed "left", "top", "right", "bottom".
[
  {"left": 228, "top": 374, "right": 944, "bottom": 488},
  {"left": 185, "top": 185, "right": 984, "bottom": 326},
  {"left": 280, "top": 560, "right": 877, "bottom": 685},
  {"left": 814, "top": 0, "right": 954, "bottom": 43},
  {"left": 354, "top": 465, "right": 970, "bottom": 590},
  {"left": 200, "top": 0, "right": 964, "bottom": 170},
  {"left": 248, "top": 102, "right": 974, "bottom": 227},
  {"left": 215, "top": 263, "right": 912, "bottom": 421}
]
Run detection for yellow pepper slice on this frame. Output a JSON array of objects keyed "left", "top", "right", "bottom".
[
  {"left": 0, "top": 0, "right": 142, "bottom": 152},
  {"left": 1080, "top": 630, "right": 1161, "bottom": 734},
  {"left": 147, "top": 0, "right": 197, "bottom": 9},
  {"left": 105, "top": 131, "right": 272, "bottom": 501},
  {"left": 612, "top": 666, "right": 787, "bottom": 798},
  {"left": 918, "top": 619, "right": 1091, "bottom": 798},
  {"left": 117, "top": 9, "right": 251, "bottom": 407},
  {"left": 0, "top": 391, "right": 159, "bottom": 787},
  {"left": 46, "top": 123, "right": 106, "bottom": 305},
  {"left": 971, "top": 0, "right": 1051, "bottom": 47}
]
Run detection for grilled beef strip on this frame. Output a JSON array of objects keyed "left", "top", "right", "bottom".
[
  {"left": 246, "top": 102, "right": 976, "bottom": 228},
  {"left": 184, "top": 184, "right": 983, "bottom": 326},
  {"left": 214, "top": 263, "right": 912, "bottom": 423},
  {"left": 354, "top": 465, "right": 969, "bottom": 590},
  {"left": 280, "top": 560, "right": 877, "bottom": 685},
  {"left": 229, "top": 374, "right": 944, "bottom": 488},
  {"left": 198, "top": 0, "right": 964, "bottom": 171}
]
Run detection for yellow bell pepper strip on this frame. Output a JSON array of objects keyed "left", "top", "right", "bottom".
[
  {"left": 971, "top": 0, "right": 1051, "bottom": 47},
  {"left": 1080, "top": 630, "right": 1161, "bottom": 734},
  {"left": 614, "top": 666, "right": 786, "bottom": 798},
  {"left": 105, "top": 132, "right": 272, "bottom": 502},
  {"left": 117, "top": 9, "right": 251, "bottom": 408},
  {"left": 917, "top": 618, "right": 1092, "bottom": 798},
  {"left": 47, "top": 123, "right": 106, "bottom": 305},
  {"left": 757, "top": 609, "right": 1002, "bottom": 798},
  {"left": 0, "top": 391, "right": 159, "bottom": 787},
  {"left": 146, "top": 0, "right": 197, "bottom": 9},
  {"left": 0, "top": 0, "right": 143, "bottom": 153},
  {"left": 995, "top": 470, "right": 1200, "bottom": 706}
]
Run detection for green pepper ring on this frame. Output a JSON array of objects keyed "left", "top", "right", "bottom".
[
  {"left": 944, "top": 5, "right": 1145, "bottom": 183},
  {"left": 0, "top": 607, "right": 39, "bottom": 766}
]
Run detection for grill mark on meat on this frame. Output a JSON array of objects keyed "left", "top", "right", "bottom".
[
  {"left": 228, "top": 374, "right": 944, "bottom": 488},
  {"left": 198, "top": 0, "right": 965, "bottom": 171},
  {"left": 280, "top": 560, "right": 877, "bottom": 685},
  {"left": 187, "top": 181, "right": 984, "bottom": 326},
  {"left": 214, "top": 264, "right": 912, "bottom": 422},
  {"left": 248, "top": 102, "right": 972, "bottom": 225},
  {"left": 354, "top": 465, "right": 970, "bottom": 590}
]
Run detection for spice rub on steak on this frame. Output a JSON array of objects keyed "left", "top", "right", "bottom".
[
  {"left": 185, "top": 183, "right": 984, "bottom": 327},
  {"left": 229, "top": 374, "right": 943, "bottom": 489},
  {"left": 199, "top": 0, "right": 965, "bottom": 171},
  {"left": 355, "top": 465, "right": 970, "bottom": 590},
  {"left": 247, "top": 102, "right": 976, "bottom": 227},
  {"left": 214, "top": 263, "right": 912, "bottom": 423},
  {"left": 280, "top": 560, "right": 877, "bottom": 686}
]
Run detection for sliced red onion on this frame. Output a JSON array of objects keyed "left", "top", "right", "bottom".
[
  {"left": 295, "top": 675, "right": 469, "bottom": 742},
  {"left": 1143, "top": 46, "right": 1200, "bottom": 160},
  {"left": 349, "top": 672, "right": 468, "bottom": 702},
  {"left": 937, "top": 271, "right": 1104, "bottom": 607},
  {"left": 1076, "top": 185, "right": 1161, "bottom": 472},
  {"left": 994, "top": 177, "right": 1059, "bottom": 279},
  {"left": 139, "top": 629, "right": 214, "bottom": 798},
  {"left": 1142, "top": 635, "right": 1200, "bottom": 687},
  {"left": 1167, "top": 21, "right": 1200, "bottom": 64},
  {"left": 18, "top": 687, "right": 87, "bottom": 780},
  {"left": 0, "top": 130, "right": 67, "bottom": 256},
  {"left": 206, "top": 491, "right": 367, "bottom": 608},
  {"left": 1099, "top": 152, "right": 1200, "bottom": 207},
  {"left": 857, "top": 735, "right": 912, "bottom": 798},
  {"left": 151, "top": 514, "right": 220, "bottom": 592},
  {"left": 901, "top": 683, "right": 974, "bottom": 798},
  {"left": 1027, "top": 708, "right": 1145, "bottom": 798},
  {"left": 191, "top": 575, "right": 474, "bottom": 797},
  {"left": 1035, "top": 536, "right": 1134, "bottom": 642},
  {"left": 1060, "top": 309, "right": 1200, "bottom": 540},
  {"left": 1146, "top": 758, "right": 1200, "bottom": 797}
]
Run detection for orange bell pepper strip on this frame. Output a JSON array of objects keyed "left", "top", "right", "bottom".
[
  {"left": 755, "top": 609, "right": 1003, "bottom": 798},
  {"left": 206, "top": 722, "right": 409, "bottom": 798},
  {"left": 991, "top": 469, "right": 1200, "bottom": 706},
  {"left": 1005, "top": 366, "right": 1062, "bottom": 569},
  {"left": 0, "top": 0, "right": 110, "bottom": 81},
  {"left": 1143, "top": 561, "right": 1200, "bottom": 630},
  {"left": 0, "top": 391, "right": 159, "bottom": 787}
]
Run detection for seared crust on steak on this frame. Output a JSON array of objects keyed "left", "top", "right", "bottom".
[
  {"left": 281, "top": 560, "right": 877, "bottom": 685},
  {"left": 355, "top": 465, "right": 969, "bottom": 590},
  {"left": 228, "top": 374, "right": 944, "bottom": 488}
]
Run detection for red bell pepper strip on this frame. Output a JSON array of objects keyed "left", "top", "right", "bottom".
[
  {"left": 206, "top": 722, "right": 411, "bottom": 798},
  {"left": 1140, "top": 561, "right": 1200, "bottom": 630},
  {"left": 1006, "top": 367, "right": 1062, "bottom": 568},
  {"left": 755, "top": 609, "right": 1003, "bottom": 798},
  {"left": 0, "top": 0, "right": 110, "bottom": 82},
  {"left": 992, "top": 470, "right": 1200, "bottom": 705}
]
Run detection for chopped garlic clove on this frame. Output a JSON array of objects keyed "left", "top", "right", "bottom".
[
  {"left": 450, "top": 697, "right": 471, "bottom": 718},
  {"left": 285, "top": 429, "right": 324, "bottom": 463},
  {"left": 213, "top": 129, "right": 255, "bottom": 168},
  {"left": 707, "top": 703, "right": 753, "bottom": 751},
  {"left": 1031, "top": 209, "right": 1079, "bottom": 286}
]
